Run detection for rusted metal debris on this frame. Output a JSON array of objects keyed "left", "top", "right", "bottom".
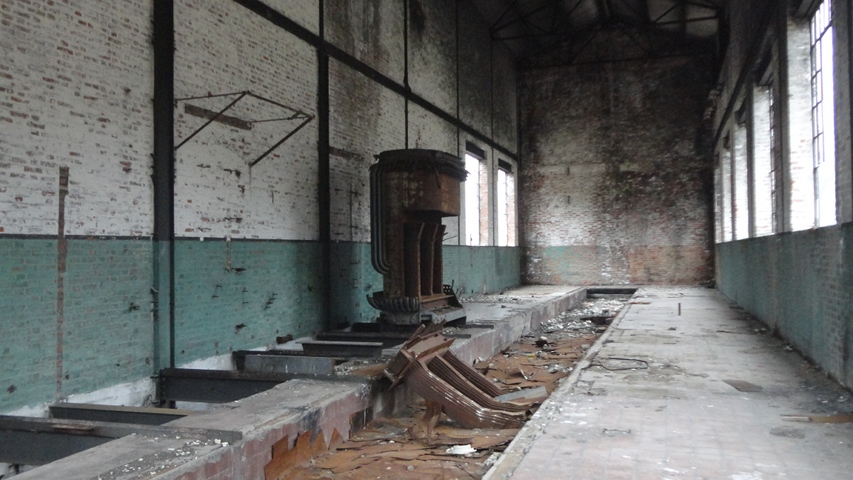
[
  {"left": 274, "top": 328, "right": 602, "bottom": 479},
  {"left": 264, "top": 428, "right": 343, "bottom": 480},
  {"left": 384, "top": 323, "right": 537, "bottom": 430},
  {"left": 266, "top": 415, "right": 519, "bottom": 480}
]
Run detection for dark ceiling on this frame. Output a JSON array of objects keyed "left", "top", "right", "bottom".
[{"left": 471, "top": 0, "right": 727, "bottom": 67}]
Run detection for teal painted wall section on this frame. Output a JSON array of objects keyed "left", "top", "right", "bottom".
[
  {"left": 1, "top": 237, "right": 519, "bottom": 411},
  {"left": 329, "top": 242, "right": 383, "bottom": 327},
  {"left": 173, "top": 240, "right": 325, "bottom": 364},
  {"left": 0, "top": 238, "right": 155, "bottom": 412},
  {"left": 0, "top": 238, "right": 58, "bottom": 412},
  {"left": 62, "top": 239, "right": 155, "bottom": 396},
  {"left": 717, "top": 223, "right": 853, "bottom": 389},
  {"left": 328, "top": 243, "right": 522, "bottom": 326},
  {"left": 443, "top": 245, "right": 521, "bottom": 295}
]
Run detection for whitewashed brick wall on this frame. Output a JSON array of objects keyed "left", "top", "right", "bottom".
[
  {"left": 0, "top": 0, "right": 154, "bottom": 236},
  {"left": 408, "top": 0, "right": 457, "bottom": 117},
  {"left": 174, "top": 0, "right": 319, "bottom": 240},
  {"left": 328, "top": 58, "right": 405, "bottom": 243}
]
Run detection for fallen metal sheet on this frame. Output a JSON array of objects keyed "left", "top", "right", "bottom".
[
  {"left": 384, "top": 326, "right": 534, "bottom": 429},
  {"left": 49, "top": 403, "right": 194, "bottom": 425},
  {"left": 0, "top": 415, "right": 241, "bottom": 465},
  {"left": 443, "top": 350, "right": 504, "bottom": 398},
  {"left": 241, "top": 354, "right": 336, "bottom": 375},
  {"left": 300, "top": 340, "right": 384, "bottom": 358},
  {"left": 385, "top": 331, "right": 455, "bottom": 387},
  {"left": 494, "top": 386, "right": 549, "bottom": 403},
  {"left": 427, "top": 356, "right": 528, "bottom": 413},
  {"left": 407, "top": 359, "right": 528, "bottom": 429}
]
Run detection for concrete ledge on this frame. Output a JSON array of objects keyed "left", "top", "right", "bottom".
[{"left": 15, "top": 286, "right": 585, "bottom": 480}]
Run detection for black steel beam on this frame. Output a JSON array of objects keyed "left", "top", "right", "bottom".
[
  {"left": 158, "top": 368, "right": 296, "bottom": 403},
  {"left": 1, "top": 430, "right": 108, "bottom": 465},
  {"left": 240, "top": 354, "right": 337, "bottom": 375},
  {"left": 318, "top": 0, "right": 331, "bottom": 332},
  {"left": 586, "top": 287, "right": 639, "bottom": 295},
  {"left": 152, "top": 0, "right": 176, "bottom": 370},
  {"left": 299, "top": 340, "right": 384, "bottom": 358},
  {"left": 49, "top": 403, "right": 193, "bottom": 426},
  {"left": 0, "top": 415, "right": 240, "bottom": 465},
  {"left": 315, "top": 331, "right": 412, "bottom": 347}
]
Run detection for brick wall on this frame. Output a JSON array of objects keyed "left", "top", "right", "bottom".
[
  {"left": 408, "top": 0, "right": 457, "bottom": 119},
  {"left": 0, "top": 0, "right": 522, "bottom": 410},
  {"left": 835, "top": 0, "right": 853, "bottom": 224},
  {"left": 174, "top": 0, "right": 319, "bottom": 240},
  {"left": 520, "top": 43, "right": 715, "bottom": 285},
  {"left": 0, "top": 0, "right": 155, "bottom": 412},
  {"left": 173, "top": 240, "right": 324, "bottom": 363},
  {"left": 713, "top": 0, "right": 853, "bottom": 394},
  {"left": 328, "top": 58, "right": 405, "bottom": 243},
  {"left": 0, "top": 0, "right": 154, "bottom": 236},
  {"left": 0, "top": 239, "right": 57, "bottom": 411},
  {"left": 718, "top": 224, "right": 853, "bottom": 390},
  {"left": 458, "top": 0, "right": 492, "bottom": 136},
  {"left": 326, "top": 0, "right": 404, "bottom": 84},
  {"left": 62, "top": 239, "right": 154, "bottom": 395}
]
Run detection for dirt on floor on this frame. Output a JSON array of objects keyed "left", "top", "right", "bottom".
[{"left": 265, "top": 295, "right": 630, "bottom": 480}]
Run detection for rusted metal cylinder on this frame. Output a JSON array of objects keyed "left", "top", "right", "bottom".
[{"left": 368, "top": 149, "right": 466, "bottom": 322}]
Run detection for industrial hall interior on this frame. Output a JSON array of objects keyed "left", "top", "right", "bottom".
[{"left": 3, "top": 0, "right": 853, "bottom": 479}]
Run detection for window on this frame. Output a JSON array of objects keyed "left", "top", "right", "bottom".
[
  {"left": 768, "top": 81, "right": 779, "bottom": 233},
  {"left": 732, "top": 120, "right": 749, "bottom": 240},
  {"left": 496, "top": 160, "right": 516, "bottom": 247},
  {"left": 751, "top": 82, "right": 774, "bottom": 236},
  {"left": 464, "top": 153, "right": 482, "bottom": 246},
  {"left": 714, "top": 164, "right": 723, "bottom": 244},
  {"left": 720, "top": 140, "right": 733, "bottom": 242},
  {"left": 810, "top": 0, "right": 836, "bottom": 226}
]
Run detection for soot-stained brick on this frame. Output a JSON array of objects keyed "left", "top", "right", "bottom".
[{"left": 520, "top": 36, "right": 715, "bottom": 285}]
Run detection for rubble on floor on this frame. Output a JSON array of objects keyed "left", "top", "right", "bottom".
[{"left": 265, "top": 295, "right": 630, "bottom": 479}]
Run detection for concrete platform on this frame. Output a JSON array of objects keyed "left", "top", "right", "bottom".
[
  {"left": 12, "top": 286, "right": 584, "bottom": 480},
  {"left": 487, "top": 287, "right": 853, "bottom": 480}
]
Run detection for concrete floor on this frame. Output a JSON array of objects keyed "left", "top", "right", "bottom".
[{"left": 487, "top": 287, "right": 853, "bottom": 480}]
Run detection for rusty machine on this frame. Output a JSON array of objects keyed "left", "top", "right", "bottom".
[{"left": 367, "top": 149, "right": 468, "bottom": 326}]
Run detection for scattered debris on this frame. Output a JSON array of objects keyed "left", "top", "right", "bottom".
[
  {"left": 445, "top": 444, "right": 477, "bottom": 455},
  {"left": 769, "top": 425, "right": 805, "bottom": 439},
  {"left": 782, "top": 413, "right": 853, "bottom": 423},
  {"left": 267, "top": 294, "right": 630, "bottom": 479},
  {"left": 591, "top": 357, "right": 650, "bottom": 371},
  {"left": 723, "top": 379, "right": 763, "bottom": 392}
]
